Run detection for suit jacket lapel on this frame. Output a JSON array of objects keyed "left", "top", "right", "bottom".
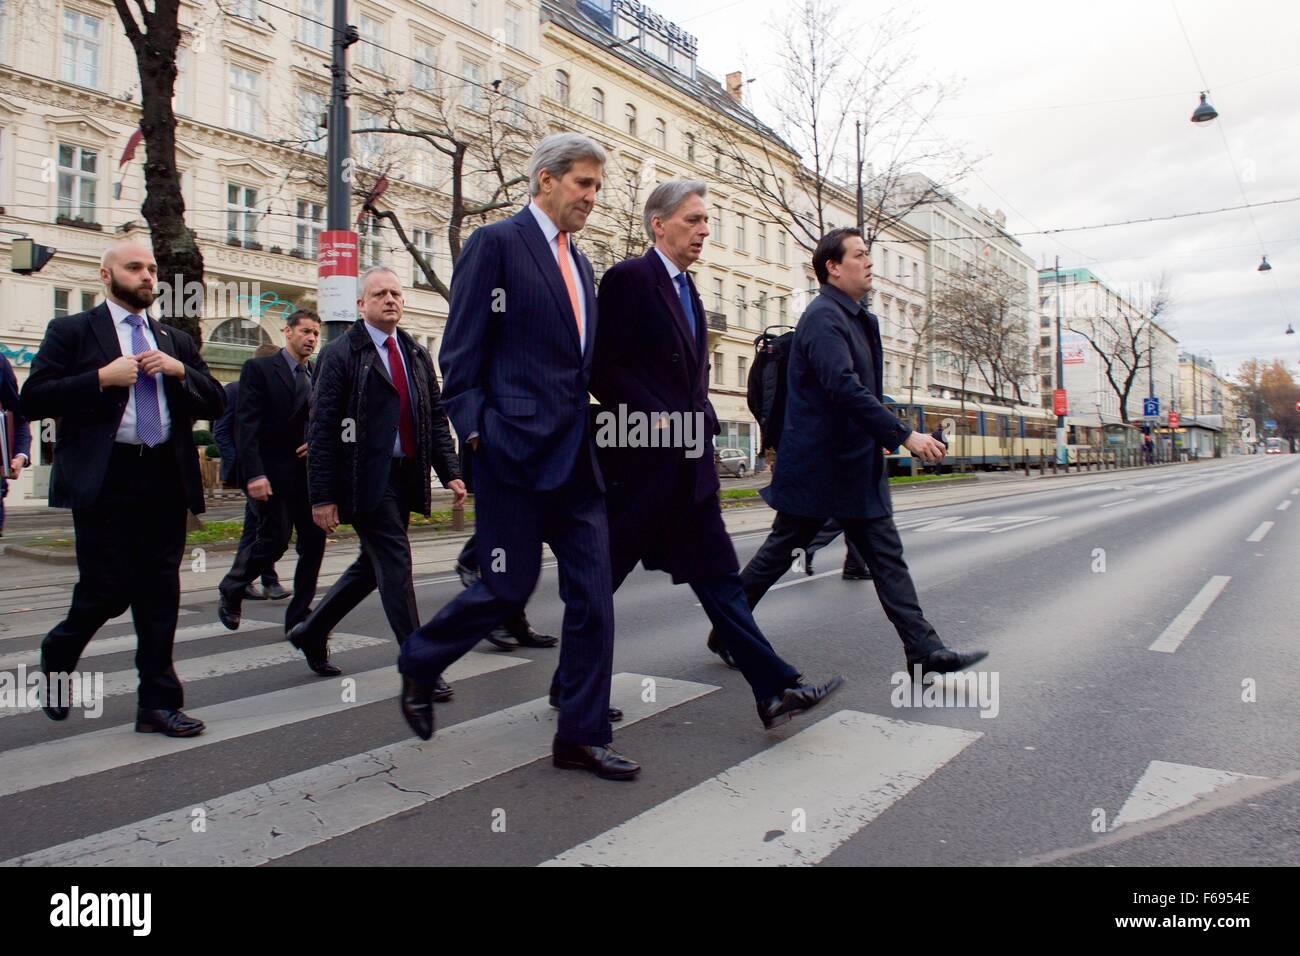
[
  {"left": 89, "top": 303, "right": 121, "bottom": 362},
  {"left": 575, "top": 242, "right": 598, "bottom": 367},
  {"left": 515, "top": 209, "right": 583, "bottom": 355},
  {"left": 649, "top": 252, "right": 699, "bottom": 361}
]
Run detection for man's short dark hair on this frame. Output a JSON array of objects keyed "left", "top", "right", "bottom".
[
  {"left": 285, "top": 308, "right": 321, "bottom": 329},
  {"left": 812, "top": 227, "right": 864, "bottom": 285}
]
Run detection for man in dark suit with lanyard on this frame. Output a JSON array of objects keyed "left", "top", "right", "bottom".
[
  {"left": 21, "top": 240, "right": 226, "bottom": 735},
  {"left": 303, "top": 265, "right": 465, "bottom": 697},
  {"left": 399, "top": 133, "right": 638, "bottom": 780},
  {"left": 217, "top": 310, "right": 331, "bottom": 674},
  {"left": 591, "top": 179, "right": 843, "bottom": 728},
  {"left": 738, "top": 229, "right": 988, "bottom": 680}
]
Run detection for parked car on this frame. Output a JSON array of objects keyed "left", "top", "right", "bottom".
[{"left": 715, "top": 447, "right": 750, "bottom": 478}]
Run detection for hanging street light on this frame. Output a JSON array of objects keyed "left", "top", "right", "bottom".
[
  {"left": 1258, "top": 255, "right": 1272, "bottom": 272},
  {"left": 1191, "top": 91, "right": 1218, "bottom": 124}
]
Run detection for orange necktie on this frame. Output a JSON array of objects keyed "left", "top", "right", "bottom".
[{"left": 555, "top": 231, "right": 583, "bottom": 341}]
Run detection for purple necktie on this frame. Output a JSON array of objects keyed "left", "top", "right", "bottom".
[{"left": 125, "top": 314, "right": 163, "bottom": 447}]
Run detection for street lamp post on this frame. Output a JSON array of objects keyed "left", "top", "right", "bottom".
[{"left": 1054, "top": 256, "right": 1067, "bottom": 465}]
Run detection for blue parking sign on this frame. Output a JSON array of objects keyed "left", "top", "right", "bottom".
[{"left": 1143, "top": 397, "right": 1160, "bottom": 417}]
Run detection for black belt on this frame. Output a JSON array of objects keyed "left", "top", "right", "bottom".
[{"left": 113, "top": 440, "right": 171, "bottom": 459}]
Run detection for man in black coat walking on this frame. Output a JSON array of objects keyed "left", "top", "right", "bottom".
[
  {"left": 299, "top": 266, "right": 465, "bottom": 697},
  {"left": 217, "top": 310, "right": 332, "bottom": 673},
  {"left": 21, "top": 240, "right": 226, "bottom": 735},
  {"left": 592, "top": 180, "right": 843, "bottom": 728},
  {"left": 737, "top": 229, "right": 987, "bottom": 680}
]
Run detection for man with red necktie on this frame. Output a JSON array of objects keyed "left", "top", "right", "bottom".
[{"left": 301, "top": 265, "right": 465, "bottom": 697}]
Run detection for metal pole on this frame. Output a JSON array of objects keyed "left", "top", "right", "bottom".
[
  {"left": 1055, "top": 256, "right": 1067, "bottom": 464},
  {"left": 855, "top": 119, "right": 864, "bottom": 234},
  {"left": 324, "top": 0, "right": 357, "bottom": 341}
]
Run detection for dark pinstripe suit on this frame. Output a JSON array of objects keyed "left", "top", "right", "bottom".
[{"left": 400, "top": 207, "right": 615, "bottom": 747}]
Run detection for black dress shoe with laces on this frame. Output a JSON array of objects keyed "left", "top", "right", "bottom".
[
  {"left": 506, "top": 617, "right": 559, "bottom": 648},
  {"left": 39, "top": 653, "right": 70, "bottom": 721},
  {"left": 548, "top": 693, "right": 622, "bottom": 722},
  {"left": 135, "top": 708, "right": 205, "bottom": 737},
  {"left": 483, "top": 626, "right": 521, "bottom": 651},
  {"left": 912, "top": 648, "right": 989, "bottom": 680},
  {"left": 218, "top": 591, "right": 242, "bottom": 630},
  {"left": 552, "top": 738, "right": 640, "bottom": 780},
  {"left": 705, "top": 628, "right": 739, "bottom": 669},
  {"left": 400, "top": 676, "right": 435, "bottom": 740},
  {"left": 244, "top": 583, "right": 268, "bottom": 601},
  {"left": 757, "top": 675, "right": 845, "bottom": 730},
  {"left": 263, "top": 583, "right": 292, "bottom": 601},
  {"left": 842, "top": 568, "right": 872, "bottom": 581},
  {"left": 286, "top": 621, "right": 341, "bottom": 676},
  {"left": 433, "top": 677, "right": 454, "bottom": 702}
]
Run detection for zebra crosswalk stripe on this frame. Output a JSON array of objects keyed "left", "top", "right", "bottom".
[{"left": 0, "top": 619, "right": 282, "bottom": 671}]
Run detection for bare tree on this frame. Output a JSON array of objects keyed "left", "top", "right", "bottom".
[
  {"left": 702, "top": 0, "right": 974, "bottom": 257},
  {"left": 1066, "top": 275, "right": 1172, "bottom": 425},
  {"left": 931, "top": 261, "right": 1033, "bottom": 405},
  {"left": 112, "top": 0, "right": 204, "bottom": 342},
  {"left": 583, "top": 153, "right": 653, "bottom": 274}
]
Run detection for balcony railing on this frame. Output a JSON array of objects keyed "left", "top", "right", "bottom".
[{"left": 706, "top": 311, "right": 726, "bottom": 331}]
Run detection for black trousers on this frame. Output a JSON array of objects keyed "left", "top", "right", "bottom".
[
  {"left": 804, "top": 519, "right": 869, "bottom": 574},
  {"left": 219, "top": 479, "right": 325, "bottom": 631},
  {"left": 402, "top": 449, "right": 615, "bottom": 747},
  {"left": 740, "top": 511, "right": 943, "bottom": 665},
  {"left": 234, "top": 498, "right": 281, "bottom": 589},
  {"left": 298, "top": 459, "right": 419, "bottom": 644},
  {"left": 456, "top": 532, "right": 533, "bottom": 636},
  {"left": 42, "top": 442, "right": 188, "bottom": 709}
]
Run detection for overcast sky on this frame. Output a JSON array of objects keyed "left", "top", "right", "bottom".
[{"left": 645, "top": 0, "right": 1300, "bottom": 378}]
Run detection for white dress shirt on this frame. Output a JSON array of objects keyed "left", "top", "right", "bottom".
[
  {"left": 105, "top": 298, "right": 171, "bottom": 444},
  {"left": 364, "top": 320, "right": 414, "bottom": 457},
  {"left": 528, "top": 201, "right": 588, "bottom": 352}
]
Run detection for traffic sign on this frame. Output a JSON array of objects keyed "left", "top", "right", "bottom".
[
  {"left": 1143, "top": 397, "right": 1160, "bottom": 417},
  {"left": 1169, "top": 410, "right": 1180, "bottom": 428},
  {"left": 1264, "top": 419, "right": 1277, "bottom": 430}
]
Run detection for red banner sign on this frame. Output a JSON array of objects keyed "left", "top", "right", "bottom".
[{"left": 1052, "top": 389, "right": 1068, "bottom": 417}]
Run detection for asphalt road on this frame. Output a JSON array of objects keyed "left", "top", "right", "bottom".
[{"left": 0, "top": 454, "right": 1294, "bottom": 868}]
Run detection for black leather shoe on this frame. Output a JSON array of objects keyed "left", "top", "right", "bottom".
[
  {"left": 506, "top": 617, "right": 559, "bottom": 648},
  {"left": 757, "top": 675, "right": 845, "bottom": 730},
  {"left": 842, "top": 569, "right": 872, "bottom": 580},
  {"left": 400, "top": 675, "right": 435, "bottom": 740},
  {"left": 805, "top": 556, "right": 815, "bottom": 576},
  {"left": 483, "top": 626, "right": 521, "bottom": 651},
  {"left": 286, "top": 621, "right": 341, "bottom": 676},
  {"left": 433, "top": 677, "right": 454, "bottom": 702},
  {"left": 263, "top": 583, "right": 292, "bottom": 601},
  {"left": 705, "top": 629, "right": 739, "bottom": 669},
  {"left": 218, "top": 591, "right": 242, "bottom": 630},
  {"left": 39, "top": 653, "right": 70, "bottom": 721},
  {"left": 552, "top": 738, "right": 640, "bottom": 780},
  {"left": 135, "top": 708, "right": 205, "bottom": 737},
  {"left": 912, "top": 648, "right": 989, "bottom": 679},
  {"left": 454, "top": 560, "right": 479, "bottom": 589},
  {"left": 244, "top": 583, "right": 268, "bottom": 601},
  {"left": 548, "top": 693, "right": 623, "bottom": 722}
]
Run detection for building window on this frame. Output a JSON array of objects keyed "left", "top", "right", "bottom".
[
  {"left": 60, "top": 9, "right": 102, "bottom": 88},
  {"left": 685, "top": 133, "right": 695, "bottom": 163},
  {"left": 757, "top": 223, "right": 767, "bottom": 259},
  {"left": 410, "top": 147, "right": 437, "bottom": 187},
  {"left": 82, "top": 290, "right": 97, "bottom": 311},
  {"left": 713, "top": 351, "right": 724, "bottom": 385},
  {"left": 466, "top": 0, "right": 483, "bottom": 30},
  {"left": 355, "top": 108, "right": 383, "bottom": 167},
  {"left": 357, "top": 13, "right": 385, "bottom": 72},
  {"left": 228, "top": 64, "right": 261, "bottom": 134},
  {"left": 54, "top": 288, "right": 71, "bottom": 318},
  {"left": 652, "top": 117, "right": 666, "bottom": 149},
  {"left": 228, "top": 0, "right": 258, "bottom": 20},
  {"left": 777, "top": 229, "right": 786, "bottom": 264},
  {"left": 226, "top": 183, "right": 262, "bottom": 247},
  {"left": 591, "top": 87, "right": 604, "bottom": 121},
  {"left": 412, "top": 39, "right": 438, "bottom": 92},
  {"left": 411, "top": 228, "right": 438, "bottom": 286},
  {"left": 757, "top": 291, "right": 767, "bottom": 324},
  {"left": 1040, "top": 334, "right": 1051, "bottom": 348},
  {"left": 735, "top": 285, "right": 748, "bottom": 327},
  {"left": 212, "top": 318, "right": 272, "bottom": 348},
  {"left": 296, "top": 88, "right": 327, "bottom": 154},
  {"left": 501, "top": 76, "right": 525, "bottom": 122},
  {"left": 713, "top": 148, "right": 722, "bottom": 175},
  {"left": 298, "top": 0, "right": 327, "bottom": 49},
  {"left": 554, "top": 70, "right": 570, "bottom": 106},
  {"left": 625, "top": 103, "right": 637, "bottom": 137},
  {"left": 505, "top": 4, "right": 521, "bottom": 46},
  {"left": 461, "top": 60, "right": 484, "bottom": 110},
  {"left": 357, "top": 214, "right": 385, "bottom": 268},
  {"left": 778, "top": 295, "right": 787, "bottom": 322},
  {"left": 735, "top": 213, "right": 746, "bottom": 252},
  {"left": 712, "top": 278, "right": 723, "bottom": 313},
  {"left": 57, "top": 144, "right": 98, "bottom": 222},
  {"left": 710, "top": 205, "right": 722, "bottom": 242},
  {"left": 1040, "top": 315, "right": 1052, "bottom": 328},
  {"left": 295, "top": 199, "right": 324, "bottom": 257},
  {"left": 738, "top": 355, "right": 748, "bottom": 387}
]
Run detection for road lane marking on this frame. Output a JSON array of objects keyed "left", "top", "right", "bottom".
[
  {"left": 0, "top": 652, "right": 528, "bottom": 799},
  {"left": 770, "top": 570, "right": 841, "bottom": 591},
  {"left": 0, "top": 633, "right": 387, "bottom": 719},
  {"left": 0, "top": 619, "right": 282, "bottom": 670},
  {"left": 1246, "top": 521, "right": 1273, "bottom": 542},
  {"left": 1113, "top": 760, "right": 1264, "bottom": 828},
  {"left": 1148, "top": 576, "right": 1231, "bottom": 653},
  {"left": 1278, "top": 500, "right": 1292, "bottom": 511},
  {"left": 1098, "top": 498, "right": 1137, "bottom": 509},
  {"left": 2, "top": 674, "right": 717, "bottom": 867},
  {"left": 543, "top": 710, "right": 981, "bottom": 867}
]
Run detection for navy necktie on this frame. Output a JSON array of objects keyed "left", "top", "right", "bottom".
[
  {"left": 124, "top": 314, "right": 163, "bottom": 447},
  {"left": 674, "top": 273, "right": 697, "bottom": 342}
]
